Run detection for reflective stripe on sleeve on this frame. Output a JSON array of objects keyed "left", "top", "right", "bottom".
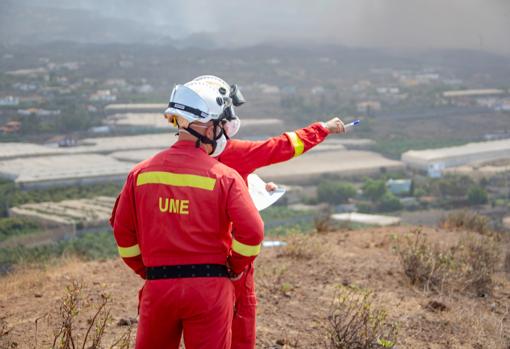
[
  {"left": 137, "top": 171, "right": 216, "bottom": 191},
  {"left": 285, "top": 132, "right": 305, "bottom": 157},
  {"left": 232, "top": 239, "right": 261, "bottom": 257},
  {"left": 118, "top": 244, "right": 141, "bottom": 258}
]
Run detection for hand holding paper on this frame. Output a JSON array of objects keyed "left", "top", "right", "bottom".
[{"left": 247, "top": 174, "right": 286, "bottom": 211}]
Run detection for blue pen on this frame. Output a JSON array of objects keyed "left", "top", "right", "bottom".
[{"left": 344, "top": 119, "right": 361, "bottom": 132}]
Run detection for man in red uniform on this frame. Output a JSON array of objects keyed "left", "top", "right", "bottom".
[
  {"left": 112, "top": 79, "right": 264, "bottom": 349},
  {"left": 221, "top": 118, "right": 344, "bottom": 348},
  {"left": 188, "top": 76, "right": 345, "bottom": 348}
]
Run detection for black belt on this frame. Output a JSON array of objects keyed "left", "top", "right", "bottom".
[{"left": 146, "top": 264, "right": 229, "bottom": 280}]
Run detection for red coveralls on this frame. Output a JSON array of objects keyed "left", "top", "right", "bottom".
[
  {"left": 111, "top": 141, "right": 264, "bottom": 349},
  {"left": 217, "top": 122, "right": 330, "bottom": 348}
]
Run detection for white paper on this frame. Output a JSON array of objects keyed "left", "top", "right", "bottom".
[{"left": 247, "top": 173, "right": 286, "bottom": 211}]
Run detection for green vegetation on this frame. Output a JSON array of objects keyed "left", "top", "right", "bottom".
[
  {"left": 432, "top": 175, "right": 474, "bottom": 198},
  {"left": 0, "top": 217, "right": 39, "bottom": 242},
  {"left": 372, "top": 138, "right": 466, "bottom": 159},
  {"left": 0, "top": 179, "right": 122, "bottom": 217},
  {"left": 325, "top": 286, "right": 398, "bottom": 348},
  {"left": 377, "top": 192, "right": 403, "bottom": 212},
  {"left": 467, "top": 186, "right": 488, "bottom": 205},
  {"left": 317, "top": 180, "right": 357, "bottom": 204},
  {"left": 265, "top": 222, "right": 313, "bottom": 237},
  {"left": 362, "top": 179, "right": 387, "bottom": 201},
  {"left": 0, "top": 231, "right": 117, "bottom": 271},
  {"left": 359, "top": 178, "right": 403, "bottom": 213},
  {"left": 260, "top": 206, "right": 310, "bottom": 221}
]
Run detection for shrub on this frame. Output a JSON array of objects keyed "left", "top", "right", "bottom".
[
  {"left": 40, "top": 281, "right": 133, "bottom": 349},
  {"left": 504, "top": 251, "right": 510, "bottom": 275},
  {"left": 397, "top": 228, "right": 501, "bottom": 295},
  {"left": 377, "top": 193, "right": 402, "bottom": 212},
  {"left": 458, "top": 235, "right": 501, "bottom": 296},
  {"left": 467, "top": 186, "right": 488, "bottom": 205},
  {"left": 432, "top": 175, "right": 474, "bottom": 198},
  {"left": 314, "top": 207, "right": 334, "bottom": 233},
  {"left": 279, "top": 233, "right": 324, "bottom": 260},
  {"left": 318, "top": 181, "right": 357, "bottom": 205},
  {"left": 439, "top": 210, "right": 491, "bottom": 236},
  {"left": 0, "top": 217, "right": 40, "bottom": 242},
  {"left": 325, "top": 286, "right": 398, "bottom": 349},
  {"left": 362, "top": 179, "right": 387, "bottom": 202},
  {"left": 0, "top": 231, "right": 118, "bottom": 272},
  {"left": 397, "top": 228, "right": 457, "bottom": 292}
]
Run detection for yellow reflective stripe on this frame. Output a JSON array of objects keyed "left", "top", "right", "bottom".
[
  {"left": 286, "top": 132, "right": 305, "bottom": 157},
  {"left": 232, "top": 239, "right": 261, "bottom": 257},
  {"left": 137, "top": 171, "right": 216, "bottom": 191},
  {"left": 118, "top": 244, "right": 141, "bottom": 258}
]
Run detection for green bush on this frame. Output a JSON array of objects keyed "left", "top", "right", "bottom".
[
  {"left": 432, "top": 175, "right": 474, "bottom": 198},
  {"left": 467, "top": 186, "right": 488, "bottom": 205},
  {"left": 0, "top": 231, "right": 118, "bottom": 271},
  {"left": 377, "top": 193, "right": 403, "bottom": 212},
  {"left": 362, "top": 179, "right": 387, "bottom": 202},
  {"left": 0, "top": 217, "right": 39, "bottom": 242},
  {"left": 318, "top": 181, "right": 357, "bottom": 205}
]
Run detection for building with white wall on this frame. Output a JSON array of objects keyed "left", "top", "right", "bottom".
[{"left": 402, "top": 139, "right": 510, "bottom": 172}]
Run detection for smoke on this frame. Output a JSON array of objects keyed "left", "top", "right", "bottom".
[{"left": 1, "top": 0, "right": 509, "bottom": 55}]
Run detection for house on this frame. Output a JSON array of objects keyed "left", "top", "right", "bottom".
[{"left": 386, "top": 179, "right": 412, "bottom": 195}]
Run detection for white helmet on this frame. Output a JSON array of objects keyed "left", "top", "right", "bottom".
[
  {"left": 164, "top": 81, "right": 227, "bottom": 125},
  {"left": 191, "top": 75, "right": 245, "bottom": 137},
  {"left": 192, "top": 75, "right": 230, "bottom": 92}
]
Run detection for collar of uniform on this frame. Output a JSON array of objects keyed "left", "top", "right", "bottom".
[{"left": 172, "top": 140, "right": 208, "bottom": 154}]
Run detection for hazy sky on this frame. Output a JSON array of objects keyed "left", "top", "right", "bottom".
[{"left": 2, "top": 0, "right": 510, "bottom": 55}]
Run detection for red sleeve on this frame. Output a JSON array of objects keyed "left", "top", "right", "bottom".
[
  {"left": 111, "top": 172, "right": 146, "bottom": 279},
  {"left": 224, "top": 172, "right": 265, "bottom": 274},
  {"left": 218, "top": 121, "right": 330, "bottom": 178}
]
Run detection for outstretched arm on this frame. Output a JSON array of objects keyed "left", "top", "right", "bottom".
[{"left": 218, "top": 117, "right": 344, "bottom": 178}]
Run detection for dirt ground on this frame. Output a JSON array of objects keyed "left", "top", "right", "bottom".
[{"left": 1, "top": 226, "right": 509, "bottom": 348}]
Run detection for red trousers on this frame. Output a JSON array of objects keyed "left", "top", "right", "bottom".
[
  {"left": 231, "top": 263, "right": 257, "bottom": 349},
  {"left": 136, "top": 277, "right": 234, "bottom": 349}
]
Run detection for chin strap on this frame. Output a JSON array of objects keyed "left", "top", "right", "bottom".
[
  {"left": 184, "top": 126, "right": 217, "bottom": 155},
  {"left": 180, "top": 120, "right": 224, "bottom": 155}
]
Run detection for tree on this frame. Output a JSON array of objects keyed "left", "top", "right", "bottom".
[
  {"left": 434, "top": 175, "right": 474, "bottom": 198},
  {"left": 467, "top": 186, "right": 488, "bottom": 205},
  {"left": 317, "top": 181, "right": 357, "bottom": 205},
  {"left": 377, "top": 192, "right": 403, "bottom": 212},
  {"left": 362, "top": 179, "right": 387, "bottom": 202}
]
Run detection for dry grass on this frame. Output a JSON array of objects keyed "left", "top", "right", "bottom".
[
  {"left": 0, "top": 317, "right": 15, "bottom": 349},
  {"left": 449, "top": 300, "right": 510, "bottom": 349},
  {"left": 396, "top": 228, "right": 457, "bottom": 293},
  {"left": 457, "top": 234, "right": 501, "bottom": 296},
  {"left": 0, "top": 256, "right": 84, "bottom": 300},
  {"left": 439, "top": 210, "right": 492, "bottom": 236},
  {"left": 397, "top": 228, "right": 502, "bottom": 296},
  {"left": 314, "top": 207, "right": 335, "bottom": 234},
  {"left": 505, "top": 250, "right": 510, "bottom": 275},
  {"left": 324, "top": 286, "right": 398, "bottom": 349},
  {"left": 278, "top": 233, "right": 327, "bottom": 260},
  {"left": 34, "top": 280, "right": 133, "bottom": 349},
  {"left": 3, "top": 226, "right": 509, "bottom": 348}
]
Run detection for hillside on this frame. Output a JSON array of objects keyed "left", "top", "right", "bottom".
[{"left": 1, "top": 226, "right": 509, "bottom": 348}]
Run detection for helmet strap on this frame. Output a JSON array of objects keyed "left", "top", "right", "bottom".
[{"left": 183, "top": 120, "right": 222, "bottom": 155}]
